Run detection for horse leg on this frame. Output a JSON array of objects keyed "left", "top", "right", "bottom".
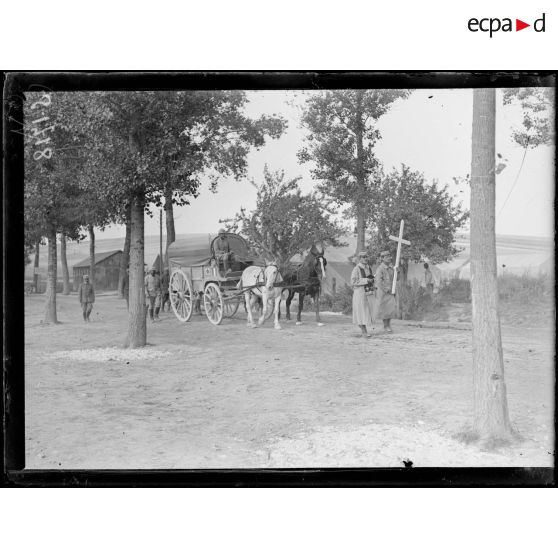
[
  {"left": 316, "top": 292, "right": 324, "bottom": 326},
  {"left": 258, "top": 290, "right": 268, "bottom": 326},
  {"left": 296, "top": 293, "right": 304, "bottom": 325},
  {"left": 245, "top": 292, "right": 257, "bottom": 328},
  {"left": 274, "top": 293, "right": 282, "bottom": 330},
  {"left": 286, "top": 289, "right": 294, "bottom": 321}
]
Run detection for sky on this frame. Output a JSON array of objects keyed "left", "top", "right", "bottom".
[{"left": 95, "top": 88, "right": 554, "bottom": 241}]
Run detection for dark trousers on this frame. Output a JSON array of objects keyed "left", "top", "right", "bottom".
[{"left": 81, "top": 302, "right": 93, "bottom": 321}]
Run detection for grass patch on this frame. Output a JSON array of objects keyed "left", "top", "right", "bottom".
[
  {"left": 399, "top": 280, "right": 446, "bottom": 321},
  {"left": 498, "top": 272, "right": 553, "bottom": 305}
]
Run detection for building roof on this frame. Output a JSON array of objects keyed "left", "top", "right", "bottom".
[{"left": 73, "top": 250, "right": 122, "bottom": 269}]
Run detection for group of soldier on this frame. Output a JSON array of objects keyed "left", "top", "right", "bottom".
[
  {"left": 79, "top": 265, "right": 172, "bottom": 323},
  {"left": 141, "top": 267, "right": 171, "bottom": 323}
]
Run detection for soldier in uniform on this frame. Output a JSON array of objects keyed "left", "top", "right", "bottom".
[
  {"left": 78, "top": 274, "right": 95, "bottom": 322},
  {"left": 144, "top": 267, "right": 162, "bottom": 322},
  {"left": 214, "top": 228, "right": 233, "bottom": 274},
  {"left": 375, "top": 250, "right": 399, "bottom": 333}
]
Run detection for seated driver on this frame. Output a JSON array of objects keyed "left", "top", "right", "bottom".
[{"left": 214, "top": 228, "right": 234, "bottom": 274}]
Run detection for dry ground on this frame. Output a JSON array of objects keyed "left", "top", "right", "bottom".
[{"left": 24, "top": 292, "right": 554, "bottom": 469}]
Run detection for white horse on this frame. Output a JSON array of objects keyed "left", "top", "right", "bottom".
[{"left": 239, "top": 264, "right": 283, "bottom": 329}]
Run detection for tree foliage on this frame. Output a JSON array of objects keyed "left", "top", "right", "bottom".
[
  {"left": 31, "top": 91, "right": 286, "bottom": 344},
  {"left": 24, "top": 93, "right": 88, "bottom": 241},
  {"left": 298, "top": 89, "right": 411, "bottom": 252},
  {"left": 369, "top": 165, "right": 469, "bottom": 264},
  {"left": 89, "top": 91, "right": 287, "bottom": 209},
  {"left": 502, "top": 87, "right": 555, "bottom": 148},
  {"left": 298, "top": 90, "right": 410, "bottom": 246},
  {"left": 222, "top": 167, "right": 347, "bottom": 264}
]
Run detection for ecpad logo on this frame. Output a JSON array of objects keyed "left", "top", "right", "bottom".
[{"left": 468, "top": 13, "right": 546, "bottom": 37}]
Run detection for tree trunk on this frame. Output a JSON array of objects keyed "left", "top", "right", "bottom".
[
  {"left": 470, "top": 88, "right": 513, "bottom": 443},
  {"left": 60, "top": 234, "right": 71, "bottom": 294},
  {"left": 354, "top": 91, "right": 367, "bottom": 255},
  {"left": 88, "top": 224, "right": 95, "bottom": 285},
  {"left": 125, "top": 193, "right": 147, "bottom": 348},
  {"left": 164, "top": 184, "right": 175, "bottom": 267},
  {"left": 355, "top": 208, "right": 366, "bottom": 254},
  {"left": 117, "top": 204, "right": 132, "bottom": 298},
  {"left": 44, "top": 228, "right": 58, "bottom": 324},
  {"left": 33, "top": 241, "right": 40, "bottom": 293}
]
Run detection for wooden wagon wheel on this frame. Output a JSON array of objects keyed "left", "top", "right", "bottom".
[
  {"left": 223, "top": 295, "right": 240, "bottom": 318},
  {"left": 203, "top": 282, "right": 224, "bottom": 325},
  {"left": 169, "top": 269, "right": 193, "bottom": 323}
]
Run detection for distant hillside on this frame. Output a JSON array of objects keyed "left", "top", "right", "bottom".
[{"left": 25, "top": 232, "right": 553, "bottom": 279}]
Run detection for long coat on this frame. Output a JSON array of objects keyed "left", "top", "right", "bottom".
[
  {"left": 78, "top": 282, "right": 95, "bottom": 304},
  {"left": 375, "top": 262, "right": 397, "bottom": 319},
  {"left": 351, "top": 264, "right": 374, "bottom": 327}
]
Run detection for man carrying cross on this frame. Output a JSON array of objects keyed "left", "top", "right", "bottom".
[{"left": 375, "top": 220, "right": 410, "bottom": 333}]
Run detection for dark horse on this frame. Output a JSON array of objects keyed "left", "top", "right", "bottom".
[{"left": 282, "top": 245, "right": 327, "bottom": 326}]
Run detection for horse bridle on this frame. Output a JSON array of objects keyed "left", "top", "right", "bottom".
[
  {"left": 264, "top": 264, "right": 280, "bottom": 288},
  {"left": 257, "top": 264, "right": 280, "bottom": 289},
  {"left": 312, "top": 254, "right": 326, "bottom": 278}
]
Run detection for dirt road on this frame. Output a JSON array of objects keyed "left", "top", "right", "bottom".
[{"left": 24, "top": 293, "right": 554, "bottom": 468}]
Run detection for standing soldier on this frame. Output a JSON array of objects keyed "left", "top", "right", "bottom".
[
  {"left": 78, "top": 274, "right": 95, "bottom": 322},
  {"left": 144, "top": 267, "right": 162, "bottom": 322},
  {"left": 375, "top": 250, "right": 399, "bottom": 333}
]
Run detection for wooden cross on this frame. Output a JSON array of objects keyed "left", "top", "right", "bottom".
[{"left": 388, "top": 220, "right": 411, "bottom": 294}]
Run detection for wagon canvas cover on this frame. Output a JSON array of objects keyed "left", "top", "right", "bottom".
[
  {"left": 168, "top": 233, "right": 260, "bottom": 267},
  {"left": 167, "top": 234, "right": 213, "bottom": 267}
]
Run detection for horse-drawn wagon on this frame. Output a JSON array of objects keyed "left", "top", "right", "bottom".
[
  {"left": 167, "top": 232, "right": 265, "bottom": 325},
  {"left": 167, "top": 232, "right": 328, "bottom": 328}
]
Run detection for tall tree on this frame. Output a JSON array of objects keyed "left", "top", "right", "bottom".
[
  {"left": 117, "top": 204, "right": 132, "bottom": 298},
  {"left": 59, "top": 234, "right": 71, "bottom": 294},
  {"left": 298, "top": 89, "right": 410, "bottom": 254},
  {"left": 32, "top": 241, "right": 41, "bottom": 292},
  {"left": 222, "top": 167, "right": 346, "bottom": 264},
  {"left": 24, "top": 213, "right": 44, "bottom": 292},
  {"left": 24, "top": 92, "right": 84, "bottom": 323},
  {"left": 470, "top": 88, "right": 514, "bottom": 444},
  {"left": 87, "top": 224, "right": 96, "bottom": 283}
]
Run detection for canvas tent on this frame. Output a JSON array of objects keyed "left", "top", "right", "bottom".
[{"left": 437, "top": 233, "right": 553, "bottom": 280}]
